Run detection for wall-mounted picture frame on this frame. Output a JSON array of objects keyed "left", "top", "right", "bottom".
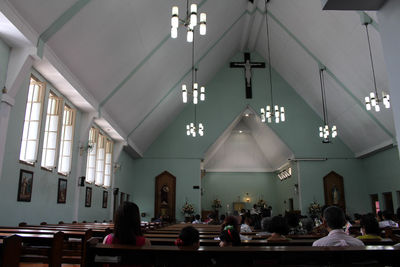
[
  {"left": 17, "top": 169, "right": 34, "bottom": 202},
  {"left": 57, "top": 178, "right": 67, "bottom": 204},
  {"left": 85, "top": 187, "right": 92, "bottom": 207},
  {"left": 102, "top": 190, "right": 108, "bottom": 208}
]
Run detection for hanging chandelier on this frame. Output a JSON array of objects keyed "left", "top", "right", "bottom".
[
  {"left": 182, "top": 35, "right": 205, "bottom": 104},
  {"left": 171, "top": 0, "right": 206, "bottom": 42},
  {"left": 363, "top": 22, "right": 390, "bottom": 112},
  {"left": 184, "top": 34, "right": 204, "bottom": 137},
  {"left": 318, "top": 68, "right": 337, "bottom": 143},
  {"left": 260, "top": 0, "right": 285, "bottom": 124}
]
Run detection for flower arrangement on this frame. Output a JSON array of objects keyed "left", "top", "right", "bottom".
[
  {"left": 211, "top": 199, "right": 222, "bottom": 210},
  {"left": 256, "top": 199, "right": 266, "bottom": 208},
  {"left": 308, "top": 201, "right": 322, "bottom": 218},
  {"left": 181, "top": 202, "right": 194, "bottom": 215}
]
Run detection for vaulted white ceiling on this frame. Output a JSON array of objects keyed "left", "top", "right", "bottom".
[{"left": 0, "top": 0, "right": 395, "bottom": 157}]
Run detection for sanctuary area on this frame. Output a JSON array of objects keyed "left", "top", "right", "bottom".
[{"left": 0, "top": 0, "right": 400, "bottom": 266}]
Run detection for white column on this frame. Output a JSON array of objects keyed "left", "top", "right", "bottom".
[{"left": 378, "top": 1, "right": 400, "bottom": 152}]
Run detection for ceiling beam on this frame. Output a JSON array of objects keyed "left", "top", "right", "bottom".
[
  {"left": 239, "top": 0, "right": 258, "bottom": 51},
  {"left": 37, "top": 0, "right": 92, "bottom": 58},
  {"left": 322, "top": 0, "right": 388, "bottom": 10}
]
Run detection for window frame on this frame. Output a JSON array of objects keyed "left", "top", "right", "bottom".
[
  {"left": 19, "top": 75, "right": 46, "bottom": 165},
  {"left": 41, "top": 91, "right": 63, "bottom": 170},
  {"left": 57, "top": 104, "right": 76, "bottom": 176}
]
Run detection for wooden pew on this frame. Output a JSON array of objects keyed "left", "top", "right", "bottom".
[
  {"left": 86, "top": 244, "right": 400, "bottom": 266},
  {"left": 146, "top": 237, "right": 396, "bottom": 246},
  {"left": 0, "top": 235, "right": 22, "bottom": 267},
  {"left": 0, "top": 228, "right": 92, "bottom": 267},
  {"left": 0, "top": 231, "right": 64, "bottom": 267}
]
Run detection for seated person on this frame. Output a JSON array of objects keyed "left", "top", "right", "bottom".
[
  {"left": 175, "top": 226, "right": 200, "bottom": 249},
  {"left": 250, "top": 204, "right": 259, "bottom": 215},
  {"left": 103, "top": 201, "right": 150, "bottom": 246},
  {"left": 219, "top": 214, "right": 226, "bottom": 223},
  {"left": 357, "top": 215, "right": 382, "bottom": 240},
  {"left": 219, "top": 225, "right": 241, "bottom": 247},
  {"left": 267, "top": 216, "right": 290, "bottom": 241},
  {"left": 240, "top": 215, "right": 252, "bottom": 233},
  {"left": 379, "top": 210, "right": 399, "bottom": 228},
  {"left": 286, "top": 212, "right": 306, "bottom": 235},
  {"left": 258, "top": 217, "right": 272, "bottom": 236},
  {"left": 312, "top": 206, "right": 364, "bottom": 247},
  {"left": 207, "top": 213, "right": 219, "bottom": 225},
  {"left": 192, "top": 214, "right": 202, "bottom": 224}
]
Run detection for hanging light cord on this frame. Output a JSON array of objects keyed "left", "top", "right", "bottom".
[
  {"left": 365, "top": 23, "right": 379, "bottom": 98},
  {"left": 265, "top": 0, "right": 273, "bottom": 106},
  {"left": 192, "top": 36, "right": 197, "bottom": 125},
  {"left": 319, "top": 69, "right": 329, "bottom": 125}
]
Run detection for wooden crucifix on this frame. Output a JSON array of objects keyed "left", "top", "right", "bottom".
[{"left": 230, "top": 53, "right": 265, "bottom": 99}]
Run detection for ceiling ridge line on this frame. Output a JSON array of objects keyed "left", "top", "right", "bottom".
[
  {"left": 254, "top": 7, "right": 393, "bottom": 140},
  {"left": 37, "top": 0, "right": 92, "bottom": 58},
  {"left": 98, "top": 0, "right": 209, "bottom": 111},
  {"left": 126, "top": 10, "right": 248, "bottom": 138}
]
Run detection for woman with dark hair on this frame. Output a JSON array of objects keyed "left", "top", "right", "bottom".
[
  {"left": 175, "top": 226, "right": 200, "bottom": 249},
  {"left": 267, "top": 216, "right": 290, "bottom": 241},
  {"left": 103, "top": 202, "right": 150, "bottom": 246},
  {"left": 219, "top": 225, "right": 241, "bottom": 247}
]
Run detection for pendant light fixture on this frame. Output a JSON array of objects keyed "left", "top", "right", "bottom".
[
  {"left": 182, "top": 36, "right": 205, "bottom": 104},
  {"left": 184, "top": 36, "right": 204, "bottom": 137},
  {"left": 171, "top": 0, "right": 206, "bottom": 42},
  {"left": 363, "top": 22, "right": 390, "bottom": 112},
  {"left": 318, "top": 68, "right": 337, "bottom": 143},
  {"left": 260, "top": 0, "right": 285, "bottom": 124}
]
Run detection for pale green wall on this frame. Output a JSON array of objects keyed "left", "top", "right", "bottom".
[
  {"left": 362, "top": 146, "right": 400, "bottom": 212},
  {"left": 298, "top": 159, "right": 370, "bottom": 216},
  {"left": 201, "top": 172, "right": 279, "bottom": 215},
  {"left": 0, "top": 38, "right": 10, "bottom": 91},
  {"left": 129, "top": 158, "right": 201, "bottom": 222},
  {"left": 133, "top": 52, "right": 359, "bottom": 220}
]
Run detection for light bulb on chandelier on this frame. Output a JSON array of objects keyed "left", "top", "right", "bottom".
[
  {"left": 181, "top": 69, "right": 205, "bottom": 104},
  {"left": 170, "top": 1, "right": 207, "bottom": 42},
  {"left": 186, "top": 122, "right": 204, "bottom": 137},
  {"left": 318, "top": 68, "right": 337, "bottom": 143}
]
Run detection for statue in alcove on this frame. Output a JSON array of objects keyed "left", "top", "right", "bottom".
[
  {"left": 161, "top": 184, "right": 169, "bottom": 206},
  {"left": 332, "top": 184, "right": 340, "bottom": 205}
]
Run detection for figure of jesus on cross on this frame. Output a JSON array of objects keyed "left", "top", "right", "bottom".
[{"left": 230, "top": 53, "right": 265, "bottom": 99}]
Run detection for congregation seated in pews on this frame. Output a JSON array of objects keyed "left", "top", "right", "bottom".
[{"left": 1, "top": 201, "right": 400, "bottom": 266}]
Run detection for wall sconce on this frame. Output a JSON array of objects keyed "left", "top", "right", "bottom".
[
  {"left": 245, "top": 193, "right": 251, "bottom": 203},
  {"left": 113, "top": 162, "right": 121, "bottom": 173},
  {"left": 79, "top": 142, "right": 93, "bottom": 156}
]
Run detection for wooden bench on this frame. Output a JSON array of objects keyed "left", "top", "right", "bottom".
[
  {"left": 0, "top": 235, "right": 22, "bottom": 267},
  {"left": 86, "top": 244, "right": 400, "bottom": 266},
  {"left": 0, "top": 228, "right": 92, "bottom": 267}
]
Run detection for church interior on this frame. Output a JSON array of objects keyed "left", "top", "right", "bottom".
[{"left": 1, "top": 0, "right": 400, "bottom": 265}]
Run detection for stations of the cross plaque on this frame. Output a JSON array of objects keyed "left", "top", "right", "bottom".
[{"left": 230, "top": 52, "right": 265, "bottom": 99}]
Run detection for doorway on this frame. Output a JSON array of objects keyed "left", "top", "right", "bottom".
[
  {"left": 370, "top": 194, "right": 379, "bottom": 215},
  {"left": 383, "top": 192, "right": 394, "bottom": 214}
]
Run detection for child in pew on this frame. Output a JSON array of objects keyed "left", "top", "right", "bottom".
[
  {"left": 175, "top": 226, "right": 200, "bottom": 249},
  {"left": 219, "top": 225, "right": 241, "bottom": 247},
  {"left": 103, "top": 201, "right": 150, "bottom": 246}
]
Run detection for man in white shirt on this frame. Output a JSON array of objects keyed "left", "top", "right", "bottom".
[{"left": 313, "top": 206, "right": 365, "bottom": 247}]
